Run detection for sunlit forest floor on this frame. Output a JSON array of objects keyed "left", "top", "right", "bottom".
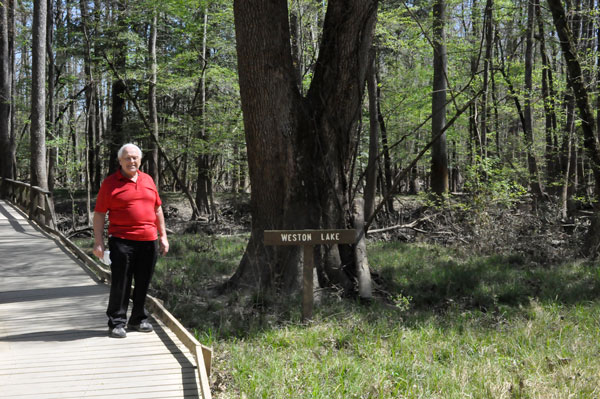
[{"left": 68, "top": 192, "right": 600, "bottom": 398}]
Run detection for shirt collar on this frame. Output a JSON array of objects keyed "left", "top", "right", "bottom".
[{"left": 117, "top": 169, "right": 140, "bottom": 182}]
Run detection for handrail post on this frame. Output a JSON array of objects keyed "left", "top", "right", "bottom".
[
  {"left": 0, "top": 177, "right": 6, "bottom": 199},
  {"left": 1, "top": 178, "right": 57, "bottom": 231}
]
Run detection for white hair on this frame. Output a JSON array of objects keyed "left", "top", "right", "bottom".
[{"left": 117, "top": 143, "right": 142, "bottom": 159}]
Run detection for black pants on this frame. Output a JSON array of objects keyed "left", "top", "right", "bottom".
[{"left": 106, "top": 237, "right": 158, "bottom": 328}]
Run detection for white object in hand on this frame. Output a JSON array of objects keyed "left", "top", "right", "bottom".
[{"left": 103, "top": 250, "right": 111, "bottom": 265}]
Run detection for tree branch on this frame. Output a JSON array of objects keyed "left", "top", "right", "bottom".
[
  {"left": 102, "top": 50, "right": 201, "bottom": 219},
  {"left": 363, "top": 89, "right": 484, "bottom": 233}
]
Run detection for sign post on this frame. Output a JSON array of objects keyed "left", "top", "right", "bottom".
[{"left": 264, "top": 229, "right": 356, "bottom": 321}]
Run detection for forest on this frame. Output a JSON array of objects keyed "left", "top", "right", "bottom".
[
  {"left": 2, "top": 0, "right": 600, "bottom": 396},
  {"left": 0, "top": 1, "right": 592, "bottom": 199},
  {"left": 1, "top": 0, "right": 599, "bottom": 291}
]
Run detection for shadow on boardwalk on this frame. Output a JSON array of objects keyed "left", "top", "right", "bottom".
[{"left": 0, "top": 199, "right": 202, "bottom": 399}]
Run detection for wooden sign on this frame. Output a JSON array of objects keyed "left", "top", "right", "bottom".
[
  {"left": 264, "top": 229, "right": 356, "bottom": 321},
  {"left": 264, "top": 229, "right": 356, "bottom": 246}
]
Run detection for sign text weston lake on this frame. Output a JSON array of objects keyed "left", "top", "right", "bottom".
[{"left": 263, "top": 229, "right": 356, "bottom": 246}]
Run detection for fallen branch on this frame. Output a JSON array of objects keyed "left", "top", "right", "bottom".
[
  {"left": 67, "top": 226, "right": 93, "bottom": 239},
  {"left": 364, "top": 89, "right": 484, "bottom": 232},
  {"left": 367, "top": 214, "right": 434, "bottom": 235}
]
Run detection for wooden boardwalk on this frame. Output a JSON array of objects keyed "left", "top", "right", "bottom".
[{"left": 0, "top": 199, "right": 204, "bottom": 398}]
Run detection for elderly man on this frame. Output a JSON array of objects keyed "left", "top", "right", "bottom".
[{"left": 93, "top": 143, "right": 169, "bottom": 338}]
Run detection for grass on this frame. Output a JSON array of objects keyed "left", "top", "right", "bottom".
[
  {"left": 74, "top": 234, "right": 600, "bottom": 398},
  {"left": 212, "top": 295, "right": 600, "bottom": 398},
  {"left": 218, "top": 303, "right": 600, "bottom": 398}
]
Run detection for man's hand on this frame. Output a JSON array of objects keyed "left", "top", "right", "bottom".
[
  {"left": 93, "top": 243, "right": 105, "bottom": 259},
  {"left": 155, "top": 205, "right": 169, "bottom": 255},
  {"left": 159, "top": 235, "right": 169, "bottom": 255},
  {"left": 92, "top": 211, "right": 107, "bottom": 260}
]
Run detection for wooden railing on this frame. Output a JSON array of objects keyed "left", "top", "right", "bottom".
[
  {"left": 0, "top": 177, "right": 212, "bottom": 399},
  {"left": 0, "top": 177, "right": 57, "bottom": 229}
]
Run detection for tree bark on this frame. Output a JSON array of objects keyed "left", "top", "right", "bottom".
[
  {"left": 547, "top": 0, "right": 600, "bottom": 253},
  {"left": 597, "top": 4, "right": 600, "bottom": 142},
  {"left": 93, "top": 0, "right": 103, "bottom": 189},
  {"left": 364, "top": 49, "right": 379, "bottom": 220},
  {"left": 431, "top": 0, "right": 449, "bottom": 196},
  {"left": 536, "top": 0, "right": 559, "bottom": 186},
  {"left": 524, "top": 0, "right": 545, "bottom": 199},
  {"left": 0, "top": 0, "right": 13, "bottom": 179},
  {"left": 353, "top": 199, "right": 372, "bottom": 300},
  {"left": 46, "top": 0, "right": 56, "bottom": 192},
  {"left": 80, "top": 0, "right": 97, "bottom": 224},
  {"left": 230, "top": 0, "right": 377, "bottom": 294},
  {"left": 109, "top": 0, "right": 127, "bottom": 172},
  {"left": 479, "top": 0, "right": 493, "bottom": 158},
  {"left": 7, "top": 0, "right": 15, "bottom": 178},
  {"left": 289, "top": 1, "right": 302, "bottom": 91},
  {"left": 376, "top": 71, "right": 394, "bottom": 213},
  {"left": 30, "top": 0, "right": 48, "bottom": 191},
  {"left": 148, "top": 8, "right": 159, "bottom": 185},
  {"left": 195, "top": 9, "right": 213, "bottom": 218},
  {"left": 468, "top": 0, "right": 480, "bottom": 164}
]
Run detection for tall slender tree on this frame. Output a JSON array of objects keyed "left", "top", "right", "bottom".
[
  {"left": 431, "top": 0, "right": 449, "bottom": 196},
  {"left": 364, "top": 49, "right": 379, "bottom": 220},
  {"left": 30, "top": 0, "right": 48, "bottom": 192},
  {"left": 148, "top": 6, "right": 159, "bottom": 185},
  {"left": 80, "top": 0, "right": 99, "bottom": 223},
  {"left": 46, "top": 0, "right": 56, "bottom": 192},
  {"left": 0, "top": 0, "right": 13, "bottom": 179},
  {"left": 536, "top": 0, "right": 558, "bottom": 185},
  {"left": 195, "top": 8, "right": 212, "bottom": 217},
  {"left": 480, "top": 0, "right": 493, "bottom": 158},
  {"left": 109, "top": 0, "right": 127, "bottom": 171},
  {"left": 524, "top": 0, "right": 545, "bottom": 198}
]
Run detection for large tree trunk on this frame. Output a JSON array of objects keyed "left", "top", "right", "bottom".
[
  {"left": 0, "top": 0, "right": 13, "bottom": 179},
  {"left": 30, "top": 0, "right": 48, "bottom": 192},
  {"left": 547, "top": 0, "right": 600, "bottom": 253},
  {"left": 230, "top": 0, "right": 377, "bottom": 294},
  {"left": 430, "top": 0, "right": 449, "bottom": 196},
  {"left": 305, "top": 1, "right": 377, "bottom": 292}
]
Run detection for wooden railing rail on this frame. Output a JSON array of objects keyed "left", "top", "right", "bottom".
[
  {"left": 0, "top": 177, "right": 57, "bottom": 229},
  {"left": 0, "top": 177, "right": 212, "bottom": 399}
]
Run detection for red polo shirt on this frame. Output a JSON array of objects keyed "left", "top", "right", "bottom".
[{"left": 94, "top": 170, "right": 162, "bottom": 241}]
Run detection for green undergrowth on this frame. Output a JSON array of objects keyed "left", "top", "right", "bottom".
[
  {"left": 211, "top": 241, "right": 600, "bottom": 398},
  {"left": 74, "top": 234, "right": 600, "bottom": 398},
  {"left": 217, "top": 299, "right": 600, "bottom": 398}
]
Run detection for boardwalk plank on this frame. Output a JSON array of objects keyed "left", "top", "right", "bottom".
[{"left": 0, "top": 200, "right": 205, "bottom": 398}]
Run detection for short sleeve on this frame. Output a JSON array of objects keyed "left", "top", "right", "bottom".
[
  {"left": 148, "top": 175, "right": 162, "bottom": 208},
  {"left": 94, "top": 179, "right": 110, "bottom": 213}
]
